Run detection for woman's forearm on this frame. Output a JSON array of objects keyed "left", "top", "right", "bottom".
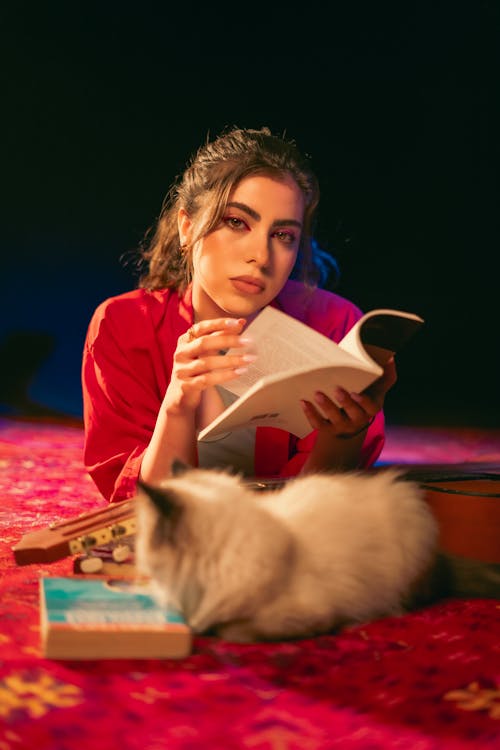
[
  {"left": 139, "top": 406, "right": 198, "bottom": 485},
  {"left": 300, "top": 430, "right": 366, "bottom": 474}
]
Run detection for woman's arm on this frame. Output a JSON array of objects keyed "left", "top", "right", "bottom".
[
  {"left": 83, "top": 304, "right": 253, "bottom": 501},
  {"left": 139, "top": 317, "right": 252, "bottom": 485}
]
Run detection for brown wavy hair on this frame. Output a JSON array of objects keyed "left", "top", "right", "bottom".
[{"left": 138, "top": 126, "right": 323, "bottom": 292}]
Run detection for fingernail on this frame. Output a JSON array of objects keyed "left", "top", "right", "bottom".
[
  {"left": 225, "top": 317, "right": 246, "bottom": 327},
  {"left": 234, "top": 367, "right": 248, "bottom": 375},
  {"left": 239, "top": 336, "right": 254, "bottom": 345},
  {"left": 242, "top": 354, "right": 258, "bottom": 363},
  {"left": 334, "top": 387, "right": 346, "bottom": 402}
]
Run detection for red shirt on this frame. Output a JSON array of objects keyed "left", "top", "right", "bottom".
[{"left": 82, "top": 280, "right": 385, "bottom": 502}]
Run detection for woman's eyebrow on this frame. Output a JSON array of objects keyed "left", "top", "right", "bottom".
[
  {"left": 272, "top": 218, "right": 303, "bottom": 229},
  {"left": 227, "top": 201, "right": 260, "bottom": 220},
  {"left": 226, "top": 201, "right": 302, "bottom": 229}
]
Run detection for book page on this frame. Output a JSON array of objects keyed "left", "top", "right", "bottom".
[
  {"left": 339, "top": 309, "right": 424, "bottom": 366},
  {"left": 223, "top": 306, "right": 362, "bottom": 397},
  {"left": 198, "top": 361, "right": 378, "bottom": 441}
]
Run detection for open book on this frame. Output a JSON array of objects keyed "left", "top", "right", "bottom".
[{"left": 197, "top": 306, "right": 424, "bottom": 442}]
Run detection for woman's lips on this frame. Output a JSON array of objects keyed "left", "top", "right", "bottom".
[{"left": 230, "top": 276, "right": 265, "bottom": 295}]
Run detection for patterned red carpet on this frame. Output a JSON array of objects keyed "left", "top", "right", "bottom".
[{"left": 1, "top": 417, "right": 500, "bottom": 750}]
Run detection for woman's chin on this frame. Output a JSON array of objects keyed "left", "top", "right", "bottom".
[{"left": 216, "top": 295, "right": 269, "bottom": 319}]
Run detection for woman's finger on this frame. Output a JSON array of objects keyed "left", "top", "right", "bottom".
[
  {"left": 315, "top": 388, "right": 369, "bottom": 427},
  {"left": 178, "top": 352, "right": 257, "bottom": 379},
  {"left": 185, "top": 317, "right": 246, "bottom": 343}
]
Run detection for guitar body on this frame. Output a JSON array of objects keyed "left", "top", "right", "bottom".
[{"left": 419, "top": 480, "right": 499, "bottom": 563}]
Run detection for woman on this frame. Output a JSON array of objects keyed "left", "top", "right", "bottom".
[{"left": 82, "top": 127, "right": 396, "bottom": 502}]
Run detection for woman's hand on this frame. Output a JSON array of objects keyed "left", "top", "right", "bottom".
[
  {"left": 141, "top": 316, "right": 255, "bottom": 483},
  {"left": 300, "top": 358, "right": 397, "bottom": 473},
  {"left": 162, "top": 317, "right": 255, "bottom": 415},
  {"left": 301, "top": 357, "right": 397, "bottom": 439}
]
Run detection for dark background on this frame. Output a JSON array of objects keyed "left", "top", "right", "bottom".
[{"left": 1, "top": 2, "right": 498, "bottom": 427}]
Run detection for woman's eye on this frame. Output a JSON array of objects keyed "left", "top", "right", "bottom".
[
  {"left": 223, "top": 216, "right": 247, "bottom": 230},
  {"left": 273, "top": 230, "right": 296, "bottom": 244}
]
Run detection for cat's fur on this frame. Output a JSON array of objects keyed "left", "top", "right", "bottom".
[{"left": 134, "top": 463, "right": 500, "bottom": 643}]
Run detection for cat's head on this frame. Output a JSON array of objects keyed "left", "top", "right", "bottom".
[{"left": 133, "top": 461, "right": 294, "bottom": 631}]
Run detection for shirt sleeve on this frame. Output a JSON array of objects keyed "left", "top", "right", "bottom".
[{"left": 82, "top": 298, "right": 167, "bottom": 503}]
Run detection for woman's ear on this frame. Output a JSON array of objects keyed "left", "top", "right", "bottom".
[{"left": 177, "top": 208, "right": 193, "bottom": 246}]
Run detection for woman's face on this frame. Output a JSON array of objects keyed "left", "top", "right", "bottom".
[{"left": 181, "top": 173, "right": 305, "bottom": 321}]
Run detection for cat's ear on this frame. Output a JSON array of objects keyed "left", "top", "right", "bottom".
[
  {"left": 171, "top": 458, "right": 191, "bottom": 477},
  {"left": 136, "top": 479, "right": 183, "bottom": 523}
]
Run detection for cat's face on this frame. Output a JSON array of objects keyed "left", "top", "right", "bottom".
[
  {"left": 133, "top": 462, "right": 294, "bottom": 632},
  {"left": 134, "top": 464, "right": 244, "bottom": 596}
]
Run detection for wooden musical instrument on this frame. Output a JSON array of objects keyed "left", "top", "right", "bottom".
[
  {"left": 12, "top": 466, "right": 500, "bottom": 567},
  {"left": 407, "top": 466, "right": 500, "bottom": 563},
  {"left": 12, "top": 499, "right": 136, "bottom": 566}
]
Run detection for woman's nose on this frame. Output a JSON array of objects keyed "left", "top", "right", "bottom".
[{"left": 246, "top": 235, "right": 270, "bottom": 268}]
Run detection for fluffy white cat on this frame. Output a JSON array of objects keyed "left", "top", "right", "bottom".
[{"left": 134, "top": 463, "right": 451, "bottom": 642}]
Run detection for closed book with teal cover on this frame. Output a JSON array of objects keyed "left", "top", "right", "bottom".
[{"left": 40, "top": 576, "right": 191, "bottom": 659}]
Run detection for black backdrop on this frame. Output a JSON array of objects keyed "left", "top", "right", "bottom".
[{"left": 2, "top": 3, "right": 498, "bottom": 427}]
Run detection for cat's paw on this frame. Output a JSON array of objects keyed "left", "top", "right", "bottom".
[{"left": 214, "top": 620, "right": 259, "bottom": 643}]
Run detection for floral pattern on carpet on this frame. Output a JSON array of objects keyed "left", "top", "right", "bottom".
[{"left": 1, "top": 417, "right": 500, "bottom": 750}]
